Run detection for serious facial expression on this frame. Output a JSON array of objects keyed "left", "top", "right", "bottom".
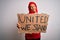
[{"left": 30, "top": 4, "right": 36, "bottom": 13}]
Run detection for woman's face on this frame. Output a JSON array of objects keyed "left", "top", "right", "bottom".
[{"left": 30, "top": 4, "right": 36, "bottom": 12}]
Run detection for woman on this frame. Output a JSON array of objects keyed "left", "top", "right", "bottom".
[{"left": 17, "top": 2, "right": 41, "bottom": 40}]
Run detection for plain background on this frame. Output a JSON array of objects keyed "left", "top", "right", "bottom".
[{"left": 0, "top": 0, "right": 60, "bottom": 40}]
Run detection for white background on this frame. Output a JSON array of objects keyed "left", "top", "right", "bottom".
[{"left": 0, "top": 0, "right": 60, "bottom": 40}]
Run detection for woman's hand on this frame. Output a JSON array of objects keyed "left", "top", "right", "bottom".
[{"left": 17, "top": 22, "right": 20, "bottom": 29}]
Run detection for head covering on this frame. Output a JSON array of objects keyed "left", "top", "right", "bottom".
[{"left": 28, "top": 2, "right": 38, "bottom": 14}]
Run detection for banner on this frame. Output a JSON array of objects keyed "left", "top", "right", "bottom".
[{"left": 17, "top": 13, "right": 49, "bottom": 33}]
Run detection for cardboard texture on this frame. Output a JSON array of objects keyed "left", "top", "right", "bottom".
[{"left": 17, "top": 13, "right": 49, "bottom": 33}]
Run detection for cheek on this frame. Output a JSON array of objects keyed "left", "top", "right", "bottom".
[
  {"left": 34, "top": 7, "right": 36, "bottom": 9},
  {"left": 34, "top": 7, "right": 36, "bottom": 11}
]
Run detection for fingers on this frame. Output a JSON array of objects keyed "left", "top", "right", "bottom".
[{"left": 17, "top": 22, "right": 20, "bottom": 29}]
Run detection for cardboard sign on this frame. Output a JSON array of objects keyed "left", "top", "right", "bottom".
[{"left": 17, "top": 13, "right": 49, "bottom": 33}]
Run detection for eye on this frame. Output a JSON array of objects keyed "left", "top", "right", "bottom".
[
  {"left": 31, "top": 6, "right": 33, "bottom": 8},
  {"left": 30, "top": 6, "right": 33, "bottom": 9}
]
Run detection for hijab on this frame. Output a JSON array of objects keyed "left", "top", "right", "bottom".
[{"left": 28, "top": 2, "right": 38, "bottom": 14}]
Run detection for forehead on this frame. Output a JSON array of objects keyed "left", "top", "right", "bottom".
[{"left": 30, "top": 4, "right": 35, "bottom": 6}]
